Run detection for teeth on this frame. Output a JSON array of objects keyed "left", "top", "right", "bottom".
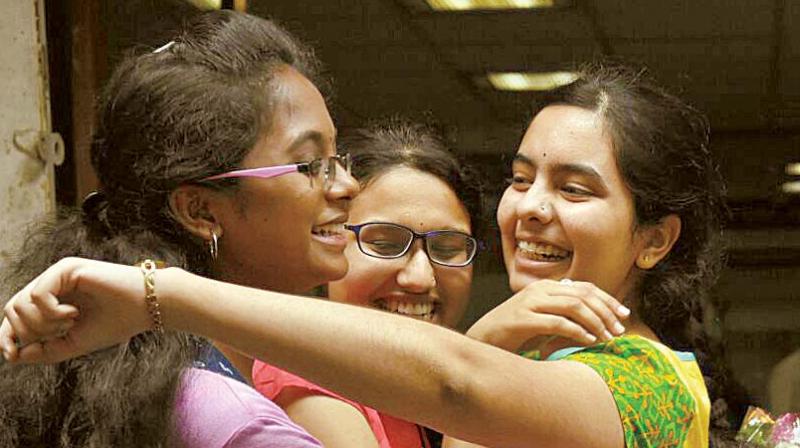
[
  {"left": 312, "top": 223, "right": 345, "bottom": 236},
  {"left": 517, "top": 241, "right": 570, "bottom": 260},
  {"left": 377, "top": 299, "right": 436, "bottom": 318}
]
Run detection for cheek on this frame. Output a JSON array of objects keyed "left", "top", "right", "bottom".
[
  {"left": 438, "top": 268, "right": 473, "bottom": 323},
  {"left": 496, "top": 189, "right": 517, "bottom": 239},
  {"left": 568, "top": 212, "right": 638, "bottom": 284},
  {"left": 329, "top": 254, "right": 395, "bottom": 306}
]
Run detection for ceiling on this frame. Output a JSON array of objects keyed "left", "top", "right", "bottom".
[
  {"left": 100, "top": 0, "right": 800, "bottom": 217},
  {"left": 245, "top": 0, "right": 800, "bottom": 212},
  {"left": 249, "top": 0, "right": 792, "bottom": 126}
]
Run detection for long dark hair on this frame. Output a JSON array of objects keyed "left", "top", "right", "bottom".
[
  {"left": 533, "top": 63, "right": 745, "bottom": 436},
  {"left": 0, "top": 10, "right": 321, "bottom": 447},
  {"left": 340, "top": 119, "right": 485, "bottom": 242}
]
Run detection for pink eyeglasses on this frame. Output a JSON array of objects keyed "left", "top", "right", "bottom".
[{"left": 201, "top": 153, "right": 351, "bottom": 190}]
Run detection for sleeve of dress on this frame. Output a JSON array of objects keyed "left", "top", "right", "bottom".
[
  {"left": 562, "top": 337, "right": 700, "bottom": 448},
  {"left": 176, "top": 368, "right": 323, "bottom": 448},
  {"left": 223, "top": 416, "right": 324, "bottom": 448},
  {"left": 253, "top": 359, "right": 363, "bottom": 408}
]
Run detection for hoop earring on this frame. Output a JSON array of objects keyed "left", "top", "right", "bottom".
[{"left": 209, "top": 230, "right": 219, "bottom": 261}]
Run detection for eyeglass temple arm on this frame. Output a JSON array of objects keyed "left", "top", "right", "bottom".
[{"left": 201, "top": 164, "right": 303, "bottom": 181}]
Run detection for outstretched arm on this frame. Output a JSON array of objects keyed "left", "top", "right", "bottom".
[{"left": 1, "top": 258, "right": 623, "bottom": 448}]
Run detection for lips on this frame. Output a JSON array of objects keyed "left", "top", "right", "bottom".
[
  {"left": 311, "top": 219, "right": 347, "bottom": 248},
  {"left": 374, "top": 298, "right": 439, "bottom": 323},
  {"left": 516, "top": 240, "right": 571, "bottom": 261},
  {"left": 311, "top": 222, "right": 345, "bottom": 237}
]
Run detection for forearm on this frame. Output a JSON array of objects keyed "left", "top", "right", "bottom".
[
  {"left": 161, "top": 269, "right": 483, "bottom": 429},
  {"left": 157, "top": 268, "right": 623, "bottom": 447}
]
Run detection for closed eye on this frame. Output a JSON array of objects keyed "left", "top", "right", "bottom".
[
  {"left": 507, "top": 175, "right": 533, "bottom": 190},
  {"left": 561, "top": 184, "right": 594, "bottom": 196},
  {"left": 364, "top": 240, "right": 405, "bottom": 255}
]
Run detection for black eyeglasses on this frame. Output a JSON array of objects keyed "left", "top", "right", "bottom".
[
  {"left": 345, "top": 222, "right": 478, "bottom": 267},
  {"left": 201, "top": 153, "right": 351, "bottom": 190}
]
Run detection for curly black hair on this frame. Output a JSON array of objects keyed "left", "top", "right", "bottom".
[{"left": 0, "top": 10, "right": 323, "bottom": 447}]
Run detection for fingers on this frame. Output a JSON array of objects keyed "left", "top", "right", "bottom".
[
  {"left": 11, "top": 297, "right": 76, "bottom": 343},
  {"left": 556, "top": 281, "right": 629, "bottom": 318},
  {"left": 517, "top": 279, "right": 631, "bottom": 345},
  {"left": 531, "top": 313, "right": 599, "bottom": 345},
  {"left": 17, "top": 337, "right": 74, "bottom": 364},
  {"left": 14, "top": 340, "right": 45, "bottom": 363},
  {"left": 2, "top": 318, "right": 78, "bottom": 364},
  {"left": 529, "top": 295, "right": 607, "bottom": 344},
  {"left": 556, "top": 292, "right": 619, "bottom": 339},
  {"left": 554, "top": 281, "right": 629, "bottom": 340},
  {"left": 1, "top": 259, "right": 82, "bottom": 362},
  {"left": 2, "top": 304, "right": 39, "bottom": 349},
  {"left": 0, "top": 317, "right": 19, "bottom": 362},
  {"left": 30, "top": 285, "right": 80, "bottom": 321}
]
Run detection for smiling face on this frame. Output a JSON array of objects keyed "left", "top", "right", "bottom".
[
  {"left": 327, "top": 166, "right": 473, "bottom": 328},
  {"left": 212, "top": 67, "right": 359, "bottom": 293},
  {"left": 498, "top": 105, "right": 650, "bottom": 300}
]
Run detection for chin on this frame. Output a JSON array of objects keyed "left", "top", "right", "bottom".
[{"left": 319, "top": 260, "right": 349, "bottom": 283}]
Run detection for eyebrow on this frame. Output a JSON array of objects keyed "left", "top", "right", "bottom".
[
  {"left": 286, "top": 130, "right": 335, "bottom": 159},
  {"left": 512, "top": 154, "right": 608, "bottom": 189}
]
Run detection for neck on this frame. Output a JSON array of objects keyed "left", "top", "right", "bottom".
[{"left": 208, "top": 271, "right": 312, "bottom": 385}]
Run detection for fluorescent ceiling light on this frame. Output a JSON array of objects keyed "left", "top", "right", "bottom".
[
  {"left": 786, "top": 163, "right": 800, "bottom": 176},
  {"left": 487, "top": 71, "right": 578, "bottom": 91},
  {"left": 427, "top": 0, "right": 554, "bottom": 11},
  {"left": 184, "top": 0, "right": 221, "bottom": 10},
  {"left": 782, "top": 181, "right": 800, "bottom": 194}
]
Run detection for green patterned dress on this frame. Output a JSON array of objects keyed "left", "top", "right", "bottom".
[{"left": 528, "top": 335, "right": 710, "bottom": 447}]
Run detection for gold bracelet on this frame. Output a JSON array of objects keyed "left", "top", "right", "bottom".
[{"left": 139, "top": 259, "right": 165, "bottom": 333}]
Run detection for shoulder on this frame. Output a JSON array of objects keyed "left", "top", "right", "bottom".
[
  {"left": 175, "top": 368, "right": 322, "bottom": 448},
  {"left": 253, "top": 360, "right": 349, "bottom": 402},
  {"left": 556, "top": 336, "right": 709, "bottom": 448},
  {"left": 554, "top": 335, "right": 693, "bottom": 380}
]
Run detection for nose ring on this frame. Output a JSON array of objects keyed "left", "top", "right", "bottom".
[{"left": 539, "top": 203, "right": 548, "bottom": 212}]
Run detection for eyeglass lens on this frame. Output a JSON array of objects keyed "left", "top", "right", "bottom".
[
  {"left": 311, "top": 154, "right": 351, "bottom": 190},
  {"left": 357, "top": 223, "right": 476, "bottom": 266}
]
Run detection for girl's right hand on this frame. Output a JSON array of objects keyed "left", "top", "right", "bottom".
[
  {"left": 1, "top": 257, "right": 153, "bottom": 364},
  {"left": 466, "top": 279, "right": 630, "bottom": 353}
]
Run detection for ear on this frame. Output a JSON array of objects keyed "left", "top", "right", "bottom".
[
  {"left": 168, "top": 184, "right": 224, "bottom": 241},
  {"left": 635, "top": 214, "right": 681, "bottom": 270}
]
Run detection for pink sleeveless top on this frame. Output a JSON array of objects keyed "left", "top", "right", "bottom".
[{"left": 252, "top": 361, "right": 429, "bottom": 448}]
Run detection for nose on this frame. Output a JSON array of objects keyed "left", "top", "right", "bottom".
[
  {"left": 516, "top": 187, "right": 554, "bottom": 225},
  {"left": 396, "top": 243, "right": 436, "bottom": 294},
  {"left": 326, "top": 163, "right": 360, "bottom": 201}
]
